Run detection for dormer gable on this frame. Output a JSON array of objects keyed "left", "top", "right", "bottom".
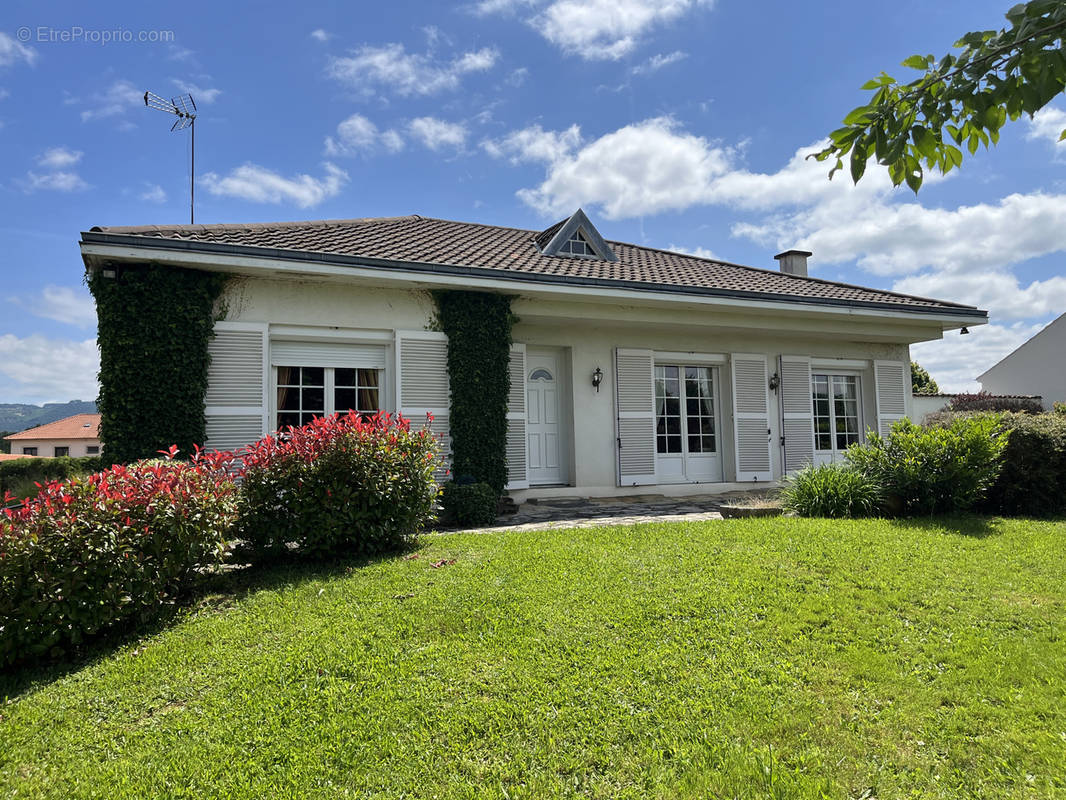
[{"left": 535, "top": 208, "right": 617, "bottom": 261}]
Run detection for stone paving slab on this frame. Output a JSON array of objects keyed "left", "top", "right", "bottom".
[{"left": 436, "top": 509, "right": 724, "bottom": 536}]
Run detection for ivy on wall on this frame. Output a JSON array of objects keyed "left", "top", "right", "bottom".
[
  {"left": 432, "top": 291, "right": 515, "bottom": 494},
  {"left": 88, "top": 264, "right": 227, "bottom": 464}
]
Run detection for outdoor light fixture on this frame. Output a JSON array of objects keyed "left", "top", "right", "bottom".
[
  {"left": 768, "top": 371, "right": 780, "bottom": 391},
  {"left": 101, "top": 268, "right": 117, "bottom": 279},
  {"left": 960, "top": 327, "right": 970, "bottom": 335},
  {"left": 592, "top": 367, "right": 604, "bottom": 392}
]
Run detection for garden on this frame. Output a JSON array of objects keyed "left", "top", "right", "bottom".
[{"left": 1, "top": 397, "right": 1065, "bottom": 798}]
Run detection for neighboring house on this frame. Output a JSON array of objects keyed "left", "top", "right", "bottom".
[
  {"left": 3, "top": 414, "right": 102, "bottom": 458},
  {"left": 978, "top": 312, "right": 1066, "bottom": 408},
  {"left": 79, "top": 211, "right": 986, "bottom": 498}
]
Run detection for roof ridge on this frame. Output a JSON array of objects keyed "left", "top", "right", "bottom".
[{"left": 92, "top": 216, "right": 420, "bottom": 234}]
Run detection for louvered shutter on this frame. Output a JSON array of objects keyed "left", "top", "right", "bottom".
[
  {"left": 731, "top": 353, "right": 773, "bottom": 481},
  {"left": 504, "top": 343, "right": 528, "bottom": 490},
  {"left": 204, "top": 321, "right": 268, "bottom": 452},
  {"left": 397, "top": 331, "right": 450, "bottom": 481},
  {"left": 779, "top": 355, "right": 815, "bottom": 473},
  {"left": 615, "top": 348, "right": 656, "bottom": 486},
  {"left": 874, "top": 360, "right": 908, "bottom": 437}
]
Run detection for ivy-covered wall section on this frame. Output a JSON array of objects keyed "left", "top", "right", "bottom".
[
  {"left": 88, "top": 264, "right": 228, "bottom": 464},
  {"left": 432, "top": 291, "right": 514, "bottom": 494}
]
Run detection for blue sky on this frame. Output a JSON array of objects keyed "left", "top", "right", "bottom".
[{"left": 2, "top": 0, "right": 1064, "bottom": 403}]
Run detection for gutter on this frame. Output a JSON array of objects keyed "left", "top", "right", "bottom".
[{"left": 79, "top": 231, "right": 989, "bottom": 323}]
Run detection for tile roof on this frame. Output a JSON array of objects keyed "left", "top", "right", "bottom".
[
  {"left": 5, "top": 414, "right": 101, "bottom": 440},
  {"left": 89, "top": 215, "right": 980, "bottom": 314}
]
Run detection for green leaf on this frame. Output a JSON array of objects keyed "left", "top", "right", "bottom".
[
  {"left": 850, "top": 144, "right": 868, "bottom": 184},
  {"left": 901, "top": 54, "right": 928, "bottom": 70},
  {"left": 843, "top": 105, "right": 877, "bottom": 125}
]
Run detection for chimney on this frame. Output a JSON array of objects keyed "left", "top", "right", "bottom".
[{"left": 774, "top": 249, "right": 812, "bottom": 278}]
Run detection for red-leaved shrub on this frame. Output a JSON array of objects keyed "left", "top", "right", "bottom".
[
  {"left": 0, "top": 447, "right": 239, "bottom": 667},
  {"left": 236, "top": 412, "right": 441, "bottom": 559}
]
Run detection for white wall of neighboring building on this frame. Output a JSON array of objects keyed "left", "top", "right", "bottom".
[
  {"left": 11, "top": 438, "right": 101, "bottom": 458},
  {"left": 979, "top": 313, "right": 1066, "bottom": 409},
  {"left": 910, "top": 394, "right": 954, "bottom": 422},
  {"left": 216, "top": 276, "right": 941, "bottom": 496}
]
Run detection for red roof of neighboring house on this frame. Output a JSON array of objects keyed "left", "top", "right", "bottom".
[{"left": 4, "top": 413, "right": 101, "bottom": 441}]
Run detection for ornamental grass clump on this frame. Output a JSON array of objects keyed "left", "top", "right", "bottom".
[
  {"left": 781, "top": 463, "right": 882, "bottom": 518},
  {"left": 0, "top": 447, "right": 240, "bottom": 667},
  {"left": 236, "top": 412, "right": 441, "bottom": 559}
]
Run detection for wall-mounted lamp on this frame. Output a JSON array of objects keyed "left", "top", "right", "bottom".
[
  {"left": 101, "top": 268, "right": 117, "bottom": 279},
  {"left": 960, "top": 327, "right": 970, "bottom": 335},
  {"left": 591, "top": 366, "right": 604, "bottom": 392},
  {"left": 768, "top": 371, "right": 780, "bottom": 392}
]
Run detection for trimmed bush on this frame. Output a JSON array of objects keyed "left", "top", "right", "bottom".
[
  {"left": 440, "top": 481, "right": 499, "bottom": 526},
  {"left": 845, "top": 416, "right": 1006, "bottom": 515},
  {"left": 0, "top": 449, "right": 239, "bottom": 667},
  {"left": 949, "top": 391, "right": 1043, "bottom": 414},
  {"left": 237, "top": 412, "right": 441, "bottom": 559},
  {"left": 781, "top": 463, "right": 881, "bottom": 518},
  {"left": 0, "top": 456, "right": 107, "bottom": 498}
]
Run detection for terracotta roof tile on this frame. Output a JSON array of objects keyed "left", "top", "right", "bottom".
[
  {"left": 90, "top": 215, "right": 980, "bottom": 314},
  {"left": 5, "top": 414, "right": 101, "bottom": 440}
]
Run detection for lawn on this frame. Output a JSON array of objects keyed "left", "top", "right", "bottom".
[{"left": 2, "top": 517, "right": 1065, "bottom": 799}]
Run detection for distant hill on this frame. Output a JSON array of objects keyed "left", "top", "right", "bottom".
[{"left": 0, "top": 401, "right": 98, "bottom": 433}]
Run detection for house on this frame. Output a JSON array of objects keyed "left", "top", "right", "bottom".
[
  {"left": 3, "top": 413, "right": 102, "bottom": 458},
  {"left": 79, "top": 211, "right": 986, "bottom": 498},
  {"left": 978, "top": 312, "right": 1066, "bottom": 409}
]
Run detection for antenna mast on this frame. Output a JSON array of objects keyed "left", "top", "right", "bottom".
[{"left": 144, "top": 91, "right": 198, "bottom": 224}]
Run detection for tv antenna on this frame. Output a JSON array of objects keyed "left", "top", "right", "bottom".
[{"left": 143, "top": 90, "right": 197, "bottom": 224}]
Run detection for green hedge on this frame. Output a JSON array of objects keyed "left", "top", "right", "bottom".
[
  {"left": 88, "top": 264, "right": 227, "bottom": 464},
  {"left": 440, "top": 481, "right": 499, "bottom": 526},
  {"left": 0, "top": 456, "right": 107, "bottom": 497},
  {"left": 432, "top": 291, "right": 515, "bottom": 494}
]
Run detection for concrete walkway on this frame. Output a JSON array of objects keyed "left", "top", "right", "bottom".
[{"left": 435, "top": 492, "right": 773, "bottom": 535}]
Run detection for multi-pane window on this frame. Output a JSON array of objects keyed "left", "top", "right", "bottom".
[
  {"left": 560, "top": 230, "right": 596, "bottom": 257},
  {"left": 54, "top": 446, "right": 70, "bottom": 457},
  {"left": 655, "top": 365, "right": 716, "bottom": 455},
  {"left": 276, "top": 366, "right": 380, "bottom": 430},
  {"left": 813, "top": 374, "right": 860, "bottom": 452},
  {"left": 22, "top": 447, "right": 37, "bottom": 456}
]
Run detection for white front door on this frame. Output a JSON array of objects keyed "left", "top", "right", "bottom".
[
  {"left": 527, "top": 350, "right": 566, "bottom": 485},
  {"left": 654, "top": 364, "right": 724, "bottom": 484}
]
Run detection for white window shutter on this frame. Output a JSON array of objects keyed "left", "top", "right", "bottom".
[
  {"left": 779, "top": 355, "right": 815, "bottom": 473},
  {"left": 204, "top": 321, "right": 268, "bottom": 452},
  {"left": 615, "top": 348, "right": 656, "bottom": 486},
  {"left": 875, "top": 360, "right": 908, "bottom": 437},
  {"left": 397, "top": 331, "right": 451, "bottom": 481},
  {"left": 505, "top": 343, "right": 528, "bottom": 490},
  {"left": 731, "top": 353, "right": 772, "bottom": 481}
]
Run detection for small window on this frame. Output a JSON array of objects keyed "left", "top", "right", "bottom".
[
  {"left": 559, "top": 230, "right": 597, "bottom": 257},
  {"left": 529, "top": 368, "right": 554, "bottom": 382},
  {"left": 87, "top": 445, "right": 100, "bottom": 455},
  {"left": 54, "top": 446, "right": 70, "bottom": 457},
  {"left": 22, "top": 447, "right": 37, "bottom": 456},
  {"left": 276, "top": 366, "right": 382, "bottom": 430}
]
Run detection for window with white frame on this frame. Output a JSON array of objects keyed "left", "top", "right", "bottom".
[
  {"left": 655, "top": 365, "right": 717, "bottom": 455},
  {"left": 812, "top": 374, "right": 861, "bottom": 452},
  {"left": 276, "top": 366, "right": 381, "bottom": 429}
]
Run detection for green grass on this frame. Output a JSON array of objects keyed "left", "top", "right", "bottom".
[{"left": 2, "top": 517, "right": 1065, "bottom": 798}]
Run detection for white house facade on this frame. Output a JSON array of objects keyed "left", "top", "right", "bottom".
[
  {"left": 978, "top": 312, "right": 1066, "bottom": 409},
  {"left": 80, "top": 211, "right": 987, "bottom": 498}
]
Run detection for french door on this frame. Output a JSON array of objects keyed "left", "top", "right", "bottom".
[{"left": 654, "top": 364, "right": 723, "bottom": 483}]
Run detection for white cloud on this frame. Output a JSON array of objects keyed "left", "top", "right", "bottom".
[
  {"left": 19, "top": 286, "right": 97, "bottom": 328},
  {"left": 471, "top": 0, "right": 536, "bottom": 14},
  {"left": 666, "top": 243, "right": 717, "bottom": 260},
  {"left": 911, "top": 321, "right": 1049, "bottom": 393},
  {"left": 0, "top": 334, "right": 99, "bottom": 405},
  {"left": 481, "top": 123, "right": 581, "bottom": 164},
  {"left": 36, "top": 147, "right": 83, "bottom": 169},
  {"left": 892, "top": 269, "right": 1066, "bottom": 322},
  {"left": 23, "top": 171, "right": 89, "bottom": 192},
  {"left": 140, "top": 183, "right": 167, "bottom": 203},
  {"left": 1026, "top": 105, "right": 1066, "bottom": 148},
  {"left": 324, "top": 113, "right": 405, "bottom": 156},
  {"left": 505, "top": 67, "right": 529, "bottom": 87},
  {"left": 310, "top": 29, "right": 332, "bottom": 42},
  {"left": 201, "top": 162, "right": 348, "bottom": 208},
  {"left": 327, "top": 43, "right": 499, "bottom": 96},
  {"left": 532, "top": 0, "right": 711, "bottom": 60},
  {"left": 80, "top": 79, "right": 142, "bottom": 122},
  {"left": 0, "top": 32, "right": 37, "bottom": 68},
  {"left": 171, "top": 79, "right": 221, "bottom": 104},
  {"left": 632, "top": 50, "right": 687, "bottom": 74},
  {"left": 408, "top": 117, "right": 468, "bottom": 151}
]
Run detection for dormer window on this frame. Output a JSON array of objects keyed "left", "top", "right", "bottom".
[
  {"left": 535, "top": 208, "right": 618, "bottom": 262},
  {"left": 560, "top": 230, "right": 596, "bottom": 257}
]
